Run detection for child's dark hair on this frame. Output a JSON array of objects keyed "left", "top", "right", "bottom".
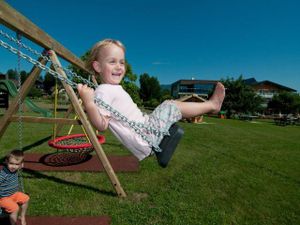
[{"left": 5, "top": 149, "right": 24, "bottom": 162}]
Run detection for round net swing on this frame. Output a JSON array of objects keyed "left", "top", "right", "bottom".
[
  {"left": 48, "top": 133, "right": 105, "bottom": 154},
  {"left": 46, "top": 134, "right": 106, "bottom": 166}
]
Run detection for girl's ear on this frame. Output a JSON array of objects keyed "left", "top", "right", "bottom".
[{"left": 92, "top": 61, "right": 101, "bottom": 73}]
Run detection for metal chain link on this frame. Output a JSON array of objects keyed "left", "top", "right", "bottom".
[
  {"left": 16, "top": 32, "right": 23, "bottom": 151},
  {"left": 0, "top": 37, "right": 168, "bottom": 151},
  {"left": 18, "top": 169, "right": 25, "bottom": 193},
  {"left": 16, "top": 32, "right": 25, "bottom": 193},
  {"left": 0, "top": 29, "right": 96, "bottom": 88}
]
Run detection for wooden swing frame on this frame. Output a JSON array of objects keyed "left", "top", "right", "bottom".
[{"left": 0, "top": 1, "right": 126, "bottom": 197}]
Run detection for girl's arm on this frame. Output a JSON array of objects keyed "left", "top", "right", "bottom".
[{"left": 77, "top": 84, "right": 110, "bottom": 131}]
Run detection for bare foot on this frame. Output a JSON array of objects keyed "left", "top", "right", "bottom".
[{"left": 209, "top": 82, "right": 225, "bottom": 113}]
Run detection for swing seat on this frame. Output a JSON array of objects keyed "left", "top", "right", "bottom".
[
  {"left": 155, "top": 123, "right": 184, "bottom": 168},
  {"left": 48, "top": 134, "right": 105, "bottom": 155}
]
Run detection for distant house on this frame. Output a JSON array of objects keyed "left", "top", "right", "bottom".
[
  {"left": 171, "top": 79, "right": 218, "bottom": 99},
  {"left": 244, "top": 78, "right": 297, "bottom": 107},
  {"left": 177, "top": 94, "right": 206, "bottom": 123}
]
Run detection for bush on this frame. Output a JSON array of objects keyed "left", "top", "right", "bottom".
[{"left": 28, "top": 87, "right": 43, "bottom": 98}]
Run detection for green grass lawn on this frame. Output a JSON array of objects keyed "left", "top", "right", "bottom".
[{"left": 0, "top": 114, "right": 299, "bottom": 225}]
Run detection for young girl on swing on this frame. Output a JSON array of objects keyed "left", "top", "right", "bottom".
[{"left": 77, "top": 39, "right": 225, "bottom": 165}]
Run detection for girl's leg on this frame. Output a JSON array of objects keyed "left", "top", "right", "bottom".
[{"left": 174, "top": 82, "right": 225, "bottom": 118}]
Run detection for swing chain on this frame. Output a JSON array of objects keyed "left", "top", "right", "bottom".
[
  {"left": 0, "top": 37, "right": 168, "bottom": 151},
  {"left": 0, "top": 29, "right": 43, "bottom": 59},
  {"left": 0, "top": 29, "right": 96, "bottom": 88},
  {"left": 16, "top": 32, "right": 23, "bottom": 151},
  {"left": 18, "top": 169, "right": 25, "bottom": 193},
  {"left": 15, "top": 32, "right": 26, "bottom": 193},
  {"left": 0, "top": 40, "right": 77, "bottom": 88}
]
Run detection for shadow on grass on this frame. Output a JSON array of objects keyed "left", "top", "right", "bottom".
[
  {"left": 0, "top": 136, "right": 52, "bottom": 163},
  {"left": 40, "top": 152, "right": 92, "bottom": 167},
  {"left": 22, "top": 168, "right": 116, "bottom": 197},
  {"left": 22, "top": 135, "right": 52, "bottom": 152}
]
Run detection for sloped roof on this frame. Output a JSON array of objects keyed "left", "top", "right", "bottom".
[
  {"left": 254, "top": 80, "right": 296, "bottom": 92},
  {"left": 177, "top": 94, "right": 206, "bottom": 102},
  {"left": 172, "top": 79, "right": 218, "bottom": 85}
]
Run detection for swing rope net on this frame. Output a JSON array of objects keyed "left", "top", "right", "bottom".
[{"left": 48, "top": 133, "right": 106, "bottom": 154}]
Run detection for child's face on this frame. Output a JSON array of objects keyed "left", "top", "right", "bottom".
[
  {"left": 93, "top": 44, "right": 126, "bottom": 85},
  {"left": 6, "top": 157, "right": 23, "bottom": 173}
]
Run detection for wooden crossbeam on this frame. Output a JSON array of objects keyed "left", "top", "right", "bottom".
[{"left": 10, "top": 116, "right": 82, "bottom": 125}]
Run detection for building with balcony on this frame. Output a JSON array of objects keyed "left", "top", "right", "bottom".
[
  {"left": 171, "top": 78, "right": 297, "bottom": 109},
  {"left": 244, "top": 78, "right": 297, "bottom": 107},
  {"left": 171, "top": 79, "right": 218, "bottom": 99}
]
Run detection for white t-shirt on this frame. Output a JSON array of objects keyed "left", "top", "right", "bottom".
[{"left": 95, "top": 84, "right": 152, "bottom": 160}]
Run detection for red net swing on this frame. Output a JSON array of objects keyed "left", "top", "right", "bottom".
[
  {"left": 48, "top": 133, "right": 105, "bottom": 154},
  {"left": 46, "top": 134, "right": 106, "bottom": 166}
]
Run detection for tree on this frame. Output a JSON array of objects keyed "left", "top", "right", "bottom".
[
  {"left": 121, "top": 63, "right": 142, "bottom": 106},
  {"left": 161, "top": 88, "right": 172, "bottom": 102},
  {"left": 268, "top": 92, "right": 300, "bottom": 114},
  {"left": 67, "top": 51, "right": 91, "bottom": 83},
  {"left": 221, "top": 75, "right": 264, "bottom": 118},
  {"left": 6, "top": 69, "right": 27, "bottom": 83},
  {"left": 43, "top": 72, "right": 56, "bottom": 94},
  {"left": 20, "top": 70, "right": 28, "bottom": 84},
  {"left": 139, "top": 73, "right": 161, "bottom": 107},
  {"left": 7, "top": 69, "right": 17, "bottom": 80},
  {"left": 28, "top": 86, "right": 43, "bottom": 98}
]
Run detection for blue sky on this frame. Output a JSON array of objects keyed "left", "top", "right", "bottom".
[{"left": 1, "top": 0, "right": 299, "bottom": 92}]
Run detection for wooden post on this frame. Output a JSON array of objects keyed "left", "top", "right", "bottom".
[
  {"left": 55, "top": 76, "right": 98, "bottom": 136},
  {"left": 49, "top": 51, "right": 126, "bottom": 197}
]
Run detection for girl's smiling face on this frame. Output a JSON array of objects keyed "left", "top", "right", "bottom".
[{"left": 93, "top": 44, "right": 126, "bottom": 85}]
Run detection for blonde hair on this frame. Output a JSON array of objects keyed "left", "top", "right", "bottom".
[{"left": 85, "top": 39, "right": 126, "bottom": 74}]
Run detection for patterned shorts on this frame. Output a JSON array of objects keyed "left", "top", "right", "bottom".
[{"left": 145, "top": 100, "right": 182, "bottom": 150}]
